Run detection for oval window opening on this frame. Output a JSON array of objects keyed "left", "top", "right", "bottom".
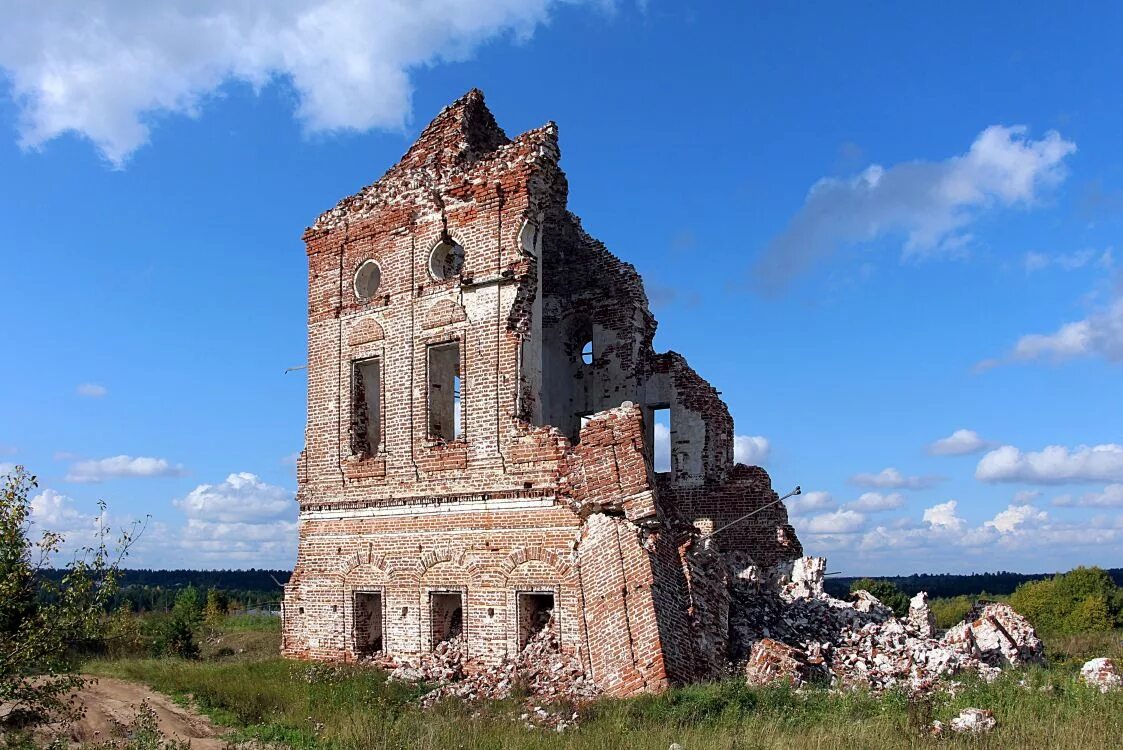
[
  {"left": 580, "top": 340, "right": 594, "bottom": 366},
  {"left": 429, "top": 240, "right": 464, "bottom": 280},
  {"left": 354, "top": 260, "right": 382, "bottom": 300}
]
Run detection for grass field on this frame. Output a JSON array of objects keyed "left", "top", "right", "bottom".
[{"left": 84, "top": 616, "right": 1123, "bottom": 750}]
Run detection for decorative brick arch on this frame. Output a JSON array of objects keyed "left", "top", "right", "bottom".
[
  {"left": 335, "top": 546, "right": 390, "bottom": 580},
  {"left": 416, "top": 546, "right": 484, "bottom": 582},
  {"left": 422, "top": 299, "right": 466, "bottom": 330},
  {"left": 348, "top": 317, "right": 385, "bottom": 346},
  {"left": 500, "top": 546, "right": 573, "bottom": 578}
]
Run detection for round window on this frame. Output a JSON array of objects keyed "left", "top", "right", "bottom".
[
  {"left": 429, "top": 239, "right": 464, "bottom": 280},
  {"left": 354, "top": 260, "right": 382, "bottom": 300}
]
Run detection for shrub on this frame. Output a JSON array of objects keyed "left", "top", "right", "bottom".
[{"left": 1009, "top": 567, "right": 1123, "bottom": 636}]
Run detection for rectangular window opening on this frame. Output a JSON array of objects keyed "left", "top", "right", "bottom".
[
  {"left": 353, "top": 591, "right": 383, "bottom": 655},
  {"left": 351, "top": 358, "right": 381, "bottom": 455},
  {"left": 652, "top": 406, "right": 671, "bottom": 474},
  {"left": 429, "top": 591, "right": 464, "bottom": 648},
  {"left": 573, "top": 412, "right": 593, "bottom": 444},
  {"left": 427, "top": 343, "right": 461, "bottom": 441},
  {"left": 517, "top": 592, "right": 556, "bottom": 650}
]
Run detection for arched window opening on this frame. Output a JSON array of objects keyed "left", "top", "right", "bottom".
[{"left": 580, "top": 340, "right": 594, "bottom": 366}]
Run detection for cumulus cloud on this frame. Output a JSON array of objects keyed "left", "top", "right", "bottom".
[
  {"left": 65, "top": 455, "right": 186, "bottom": 483},
  {"left": 174, "top": 472, "right": 293, "bottom": 523},
  {"left": 1002, "top": 292, "right": 1123, "bottom": 365},
  {"left": 985, "top": 503, "right": 1048, "bottom": 533},
  {"left": 928, "top": 428, "right": 988, "bottom": 456},
  {"left": 76, "top": 383, "right": 108, "bottom": 398},
  {"left": 860, "top": 497, "right": 1122, "bottom": 557},
  {"left": 845, "top": 492, "right": 905, "bottom": 513},
  {"left": 976, "top": 443, "right": 1123, "bottom": 484},
  {"left": 850, "top": 467, "right": 941, "bottom": 490},
  {"left": 172, "top": 473, "right": 297, "bottom": 566},
  {"left": 734, "top": 435, "right": 771, "bottom": 466},
  {"left": 805, "top": 508, "right": 866, "bottom": 534},
  {"left": 754, "top": 125, "right": 1076, "bottom": 287},
  {"left": 1053, "top": 484, "right": 1123, "bottom": 508},
  {"left": 922, "top": 500, "right": 966, "bottom": 532},
  {"left": 0, "top": 0, "right": 590, "bottom": 166},
  {"left": 787, "top": 490, "right": 835, "bottom": 515},
  {"left": 30, "top": 489, "right": 90, "bottom": 530}
]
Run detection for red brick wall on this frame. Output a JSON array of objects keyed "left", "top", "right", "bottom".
[{"left": 283, "top": 90, "right": 802, "bottom": 695}]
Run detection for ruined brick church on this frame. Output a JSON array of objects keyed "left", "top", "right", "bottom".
[{"left": 282, "top": 90, "right": 802, "bottom": 696}]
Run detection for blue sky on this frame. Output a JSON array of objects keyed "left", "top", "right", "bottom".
[{"left": 1, "top": 1, "right": 1121, "bottom": 574}]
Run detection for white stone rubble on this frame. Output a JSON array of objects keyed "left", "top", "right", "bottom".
[
  {"left": 949, "top": 707, "right": 997, "bottom": 733},
  {"left": 1080, "top": 658, "right": 1121, "bottom": 693},
  {"left": 736, "top": 556, "right": 1044, "bottom": 693}
]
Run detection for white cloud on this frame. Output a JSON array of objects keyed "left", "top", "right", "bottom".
[
  {"left": 1004, "top": 293, "right": 1123, "bottom": 364},
  {"left": 0, "top": 0, "right": 593, "bottom": 166},
  {"left": 65, "top": 455, "right": 186, "bottom": 483},
  {"left": 845, "top": 491, "right": 905, "bottom": 513},
  {"left": 1053, "top": 484, "right": 1123, "bottom": 508},
  {"left": 30, "top": 489, "right": 89, "bottom": 530},
  {"left": 754, "top": 125, "right": 1076, "bottom": 286},
  {"left": 76, "top": 383, "right": 108, "bottom": 398},
  {"left": 805, "top": 508, "right": 866, "bottom": 534},
  {"left": 787, "top": 490, "right": 835, "bottom": 515},
  {"left": 976, "top": 443, "right": 1123, "bottom": 484},
  {"left": 1024, "top": 248, "right": 1113, "bottom": 273},
  {"left": 170, "top": 473, "right": 297, "bottom": 566},
  {"left": 1013, "top": 489, "right": 1042, "bottom": 504},
  {"left": 985, "top": 503, "right": 1047, "bottom": 533},
  {"left": 174, "top": 472, "right": 292, "bottom": 523},
  {"left": 922, "top": 499, "right": 966, "bottom": 532},
  {"left": 928, "top": 428, "right": 988, "bottom": 456},
  {"left": 860, "top": 497, "right": 1122, "bottom": 558},
  {"left": 0, "top": 462, "right": 15, "bottom": 477},
  {"left": 850, "top": 467, "right": 941, "bottom": 489},
  {"left": 733, "top": 435, "right": 770, "bottom": 466}
]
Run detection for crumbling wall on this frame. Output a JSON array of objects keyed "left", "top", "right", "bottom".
[{"left": 284, "top": 89, "right": 803, "bottom": 697}]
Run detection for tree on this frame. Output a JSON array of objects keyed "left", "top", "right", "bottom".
[
  {"left": 203, "top": 587, "right": 229, "bottom": 630},
  {"left": 850, "top": 578, "right": 910, "bottom": 618},
  {"left": 0, "top": 467, "right": 138, "bottom": 729},
  {"left": 156, "top": 586, "right": 203, "bottom": 658}
]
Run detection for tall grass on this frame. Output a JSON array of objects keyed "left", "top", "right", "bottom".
[{"left": 86, "top": 652, "right": 1123, "bottom": 750}]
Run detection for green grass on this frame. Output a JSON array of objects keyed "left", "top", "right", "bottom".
[{"left": 85, "top": 644, "right": 1123, "bottom": 750}]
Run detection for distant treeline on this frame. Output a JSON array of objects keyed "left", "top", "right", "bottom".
[
  {"left": 824, "top": 568, "right": 1123, "bottom": 600},
  {"left": 41, "top": 568, "right": 292, "bottom": 613}
]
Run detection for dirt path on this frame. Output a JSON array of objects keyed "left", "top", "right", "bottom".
[{"left": 47, "top": 675, "right": 229, "bottom": 749}]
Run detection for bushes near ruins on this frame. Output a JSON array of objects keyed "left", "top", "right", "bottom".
[{"left": 1009, "top": 567, "right": 1123, "bottom": 636}]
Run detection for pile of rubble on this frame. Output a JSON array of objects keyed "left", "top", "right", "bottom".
[
  {"left": 1080, "top": 658, "right": 1121, "bottom": 693},
  {"left": 420, "top": 614, "right": 597, "bottom": 710},
  {"left": 376, "top": 613, "right": 596, "bottom": 729},
  {"left": 739, "top": 557, "right": 1045, "bottom": 693},
  {"left": 376, "top": 634, "right": 470, "bottom": 684}
]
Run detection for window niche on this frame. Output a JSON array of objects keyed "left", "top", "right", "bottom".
[
  {"left": 351, "top": 357, "right": 381, "bottom": 455},
  {"left": 427, "top": 342, "right": 463, "bottom": 442},
  {"left": 353, "top": 592, "right": 384, "bottom": 655},
  {"left": 430, "top": 591, "right": 464, "bottom": 648},
  {"left": 429, "top": 238, "right": 464, "bottom": 280},
  {"left": 353, "top": 260, "right": 382, "bottom": 301}
]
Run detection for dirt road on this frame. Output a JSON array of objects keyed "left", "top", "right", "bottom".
[{"left": 47, "top": 675, "right": 229, "bottom": 749}]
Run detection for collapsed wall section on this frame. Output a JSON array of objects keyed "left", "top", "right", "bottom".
[{"left": 285, "top": 89, "right": 802, "bottom": 697}]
